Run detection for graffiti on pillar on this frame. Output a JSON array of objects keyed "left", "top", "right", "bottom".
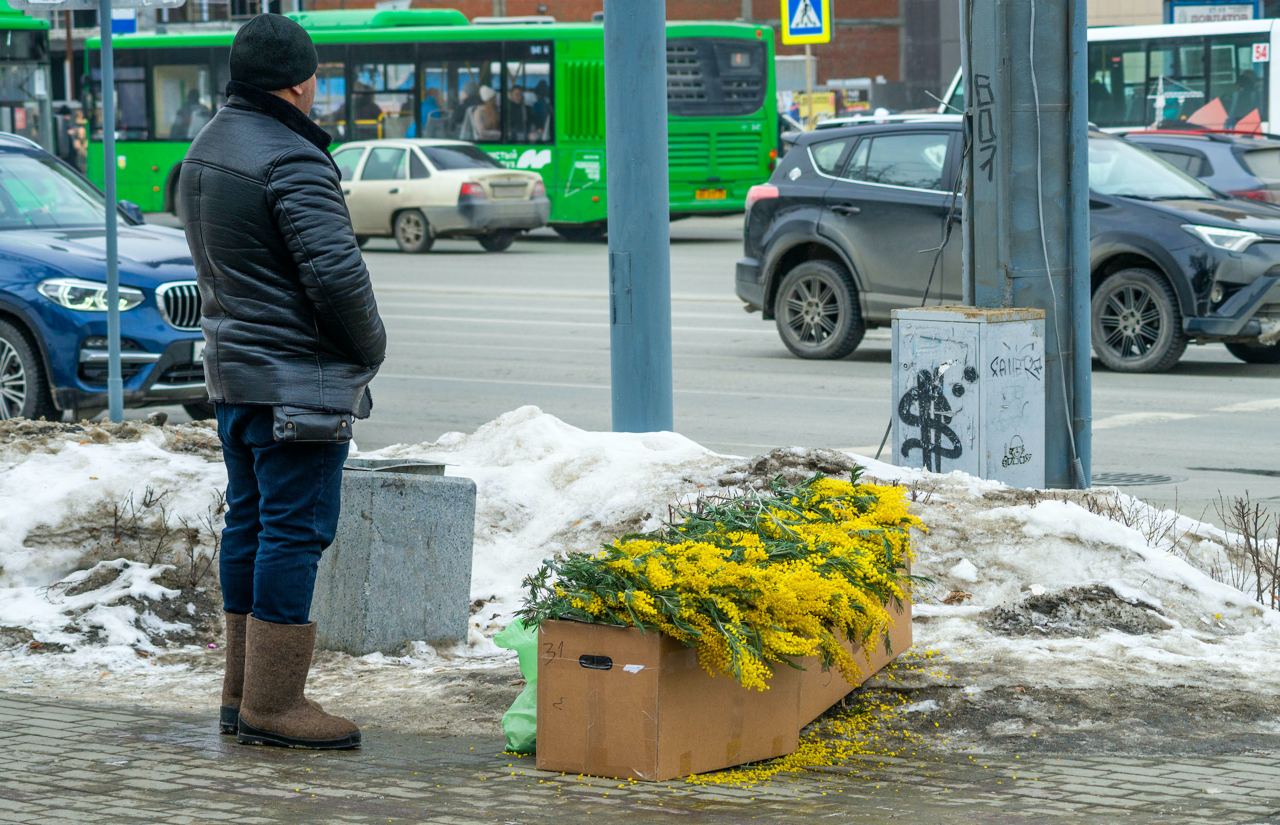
[
  {"left": 974, "top": 74, "right": 997, "bottom": 183},
  {"left": 897, "top": 364, "right": 978, "bottom": 472}
]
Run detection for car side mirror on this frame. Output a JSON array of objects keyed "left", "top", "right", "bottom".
[{"left": 118, "top": 200, "right": 145, "bottom": 224}]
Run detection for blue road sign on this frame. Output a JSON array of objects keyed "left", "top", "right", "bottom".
[{"left": 781, "top": 0, "right": 831, "bottom": 45}]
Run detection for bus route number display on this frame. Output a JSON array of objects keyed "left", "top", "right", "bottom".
[{"left": 780, "top": 0, "right": 831, "bottom": 46}]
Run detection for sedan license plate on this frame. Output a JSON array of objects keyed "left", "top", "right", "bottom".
[
  {"left": 695, "top": 188, "right": 727, "bottom": 201},
  {"left": 192, "top": 341, "right": 205, "bottom": 363}
]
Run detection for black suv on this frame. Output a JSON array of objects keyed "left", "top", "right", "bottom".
[{"left": 736, "top": 121, "right": 1280, "bottom": 371}]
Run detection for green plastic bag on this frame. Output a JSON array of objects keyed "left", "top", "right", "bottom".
[{"left": 494, "top": 619, "right": 538, "bottom": 754}]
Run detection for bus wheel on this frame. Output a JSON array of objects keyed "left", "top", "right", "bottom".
[
  {"left": 394, "top": 210, "right": 434, "bottom": 254},
  {"left": 554, "top": 223, "right": 606, "bottom": 243},
  {"left": 479, "top": 231, "right": 516, "bottom": 252}
]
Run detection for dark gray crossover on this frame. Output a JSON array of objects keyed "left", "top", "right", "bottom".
[{"left": 737, "top": 121, "right": 1280, "bottom": 371}]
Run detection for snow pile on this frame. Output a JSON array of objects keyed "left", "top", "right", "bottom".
[
  {"left": 375, "top": 411, "right": 1280, "bottom": 692},
  {"left": 0, "top": 421, "right": 225, "bottom": 663},
  {"left": 373, "top": 405, "right": 734, "bottom": 626},
  {"left": 899, "top": 481, "right": 1280, "bottom": 693},
  {"left": 1, "top": 407, "right": 1277, "bottom": 712}
]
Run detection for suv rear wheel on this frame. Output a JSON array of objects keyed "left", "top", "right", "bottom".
[
  {"left": 1225, "top": 341, "right": 1280, "bottom": 364},
  {"left": 0, "top": 319, "right": 56, "bottom": 420},
  {"left": 1091, "top": 268, "right": 1187, "bottom": 373},
  {"left": 773, "top": 260, "right": 865, "bottom": 360}
]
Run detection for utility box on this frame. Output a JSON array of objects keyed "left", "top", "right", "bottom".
[
  {"left": 891, "top": 307, "right": 1046, "bottom": 488},
  {"left": 312, "top": 459, "right": 476, "bottom": 655}
]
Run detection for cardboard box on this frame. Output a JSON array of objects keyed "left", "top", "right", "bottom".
[
  {"left": 535, "top": 620, "right": 802, "bottom": 781},
  {"left": 535, "top": 596, "right": 912, "bottom": 781},
  {"left": 797, "top": 598, "right": 913, "bottom": 726}
]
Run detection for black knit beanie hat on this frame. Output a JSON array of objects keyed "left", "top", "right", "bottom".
[{"left": 229, "top": 14, "right": 318, "bottom": 91}]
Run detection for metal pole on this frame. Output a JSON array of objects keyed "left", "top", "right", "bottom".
[
  {"left": 603, "top": 0, "right": 673, "bottom": 433},
  {"left": 961, "top": 0, "right": 1089, "bottom": 488},
  {"left": 99, "top": 0, "right": 123, "bottom": 422},
  {"left": 804, "top": 43, "right": 813, "bottom": 128},
  {"left": 1067, "top": 0, "right": 1091, "bottom": 487},
  {"left": 63, "top": 11, "right": 73, "bottom": 101}
]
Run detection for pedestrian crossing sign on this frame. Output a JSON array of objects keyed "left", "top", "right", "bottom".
[{"left": 780, "top": 0, "right": 832, "bottom": 45}]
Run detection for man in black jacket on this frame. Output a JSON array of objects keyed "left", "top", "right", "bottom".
[{"left": 177, "top": 14, "right": 386, "bottom": 751}]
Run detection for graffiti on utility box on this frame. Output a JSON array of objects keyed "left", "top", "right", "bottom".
[
  {"left": 890, "top": 308, "right": 1046, "bottom": 488},
  {"left": 897, "top": 363, "right": 979, "bottom": 472}
]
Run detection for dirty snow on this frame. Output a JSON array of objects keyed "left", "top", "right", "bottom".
[
  {"left": 1, "top": 408, "right": 1279, "bottom": 744},
  {"left": 371, "top": 405, "right": 734, "bottom": 623}
]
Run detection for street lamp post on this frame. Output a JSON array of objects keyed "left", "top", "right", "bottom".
[{"left": 98, "top": 0, "right": 122, "bottom": 421}]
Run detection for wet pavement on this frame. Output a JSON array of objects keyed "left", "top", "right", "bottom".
[{"left": 3, "top": 691, "right": 1279, "bottom": 824}]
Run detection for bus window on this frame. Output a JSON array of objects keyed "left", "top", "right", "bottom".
[
  {"left": 351, "top": 45, "right": 415, "bottom": 141},
  {"left": 0, "top": 30, "right": 49, "bottom": 146},
  {"left": 421, "top": 44, "right": 502, "bottom": 142},
  {"left": 312, "top": 47, "right": 347, "bottom": 140},
  {"left": 1088, "top": 34, "right": 1270, "bottom": 130},
  {"left": 473, "top": 58, "right": 504, "bottom": 141},
  {"left": 1145, "top": 38, "right": 1209, "bottom": 126},
  {"left": 502, "top": 42, "right": 552, "bottom": 144},
  {"left": 1210, "top": 35, "right": 1268, "bottom": 128},
  {"left": 152, "top": 52, "right": 213, "bottom": 141},
  {"left": 90, "top": 49, "right": 147, "bottom": 140},
  {"left": 1088, "top": 41, "right": 1148, "bottom": 128}
]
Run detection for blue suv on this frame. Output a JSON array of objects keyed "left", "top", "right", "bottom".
[{"left": 0, "top": 133, "right": 207, "bottom": 420}]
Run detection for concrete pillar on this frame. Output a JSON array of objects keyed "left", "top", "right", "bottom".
[{"left": 312, "top": 459, "right": 476, "bottom": 655}]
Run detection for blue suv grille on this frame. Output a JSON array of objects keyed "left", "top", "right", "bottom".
[{"left": 158, "top": 282, "right": 201, "bottom": 331}]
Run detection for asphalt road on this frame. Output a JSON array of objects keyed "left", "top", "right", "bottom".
[{"left": 157, "top": 215, "right": 1279, "bottom": 520}]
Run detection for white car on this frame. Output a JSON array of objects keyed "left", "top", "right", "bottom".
[{"left": 332, "top": 139, "right": 551, "bottom": 253}]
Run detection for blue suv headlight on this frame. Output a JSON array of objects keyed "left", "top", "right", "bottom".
[{"left": 37, "top": 277, "right": 145, "bottom": 312}]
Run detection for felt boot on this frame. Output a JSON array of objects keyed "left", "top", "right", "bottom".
[
  {"left": 237, "top": 616, "right": 361, "bottom": 750},
  {"left": 219, "top": 612, "right": 248, "bottom": 735}
]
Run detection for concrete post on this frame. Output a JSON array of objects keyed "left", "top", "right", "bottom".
[
  {"left": 603, "top": 0, "right": 674, "bottom": 433},
  {"left": 311, "top": 460, "right": 477, "bottom": 655},
  {"left": 961, "top": 0, "right": 1090, "bottom": 488}
]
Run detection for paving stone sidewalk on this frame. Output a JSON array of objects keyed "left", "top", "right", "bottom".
[{"left": 2, "top": 691, "right": 1278, "bottom": 824}]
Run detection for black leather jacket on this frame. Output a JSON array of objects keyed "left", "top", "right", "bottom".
[{"left": 177, "top": 82, "right": 386, "bottom": 417}]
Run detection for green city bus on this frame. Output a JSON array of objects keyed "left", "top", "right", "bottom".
[
  {"left": 85, "top": 9, "right": 777, "bottom": 237},
  {"left": 0, "top": 0, "right": 51, "bottom": 150}
]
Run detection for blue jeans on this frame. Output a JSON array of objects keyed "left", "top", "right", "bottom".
[{"left": 215, "top": 403, "right": 349, "bottom": 625}]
